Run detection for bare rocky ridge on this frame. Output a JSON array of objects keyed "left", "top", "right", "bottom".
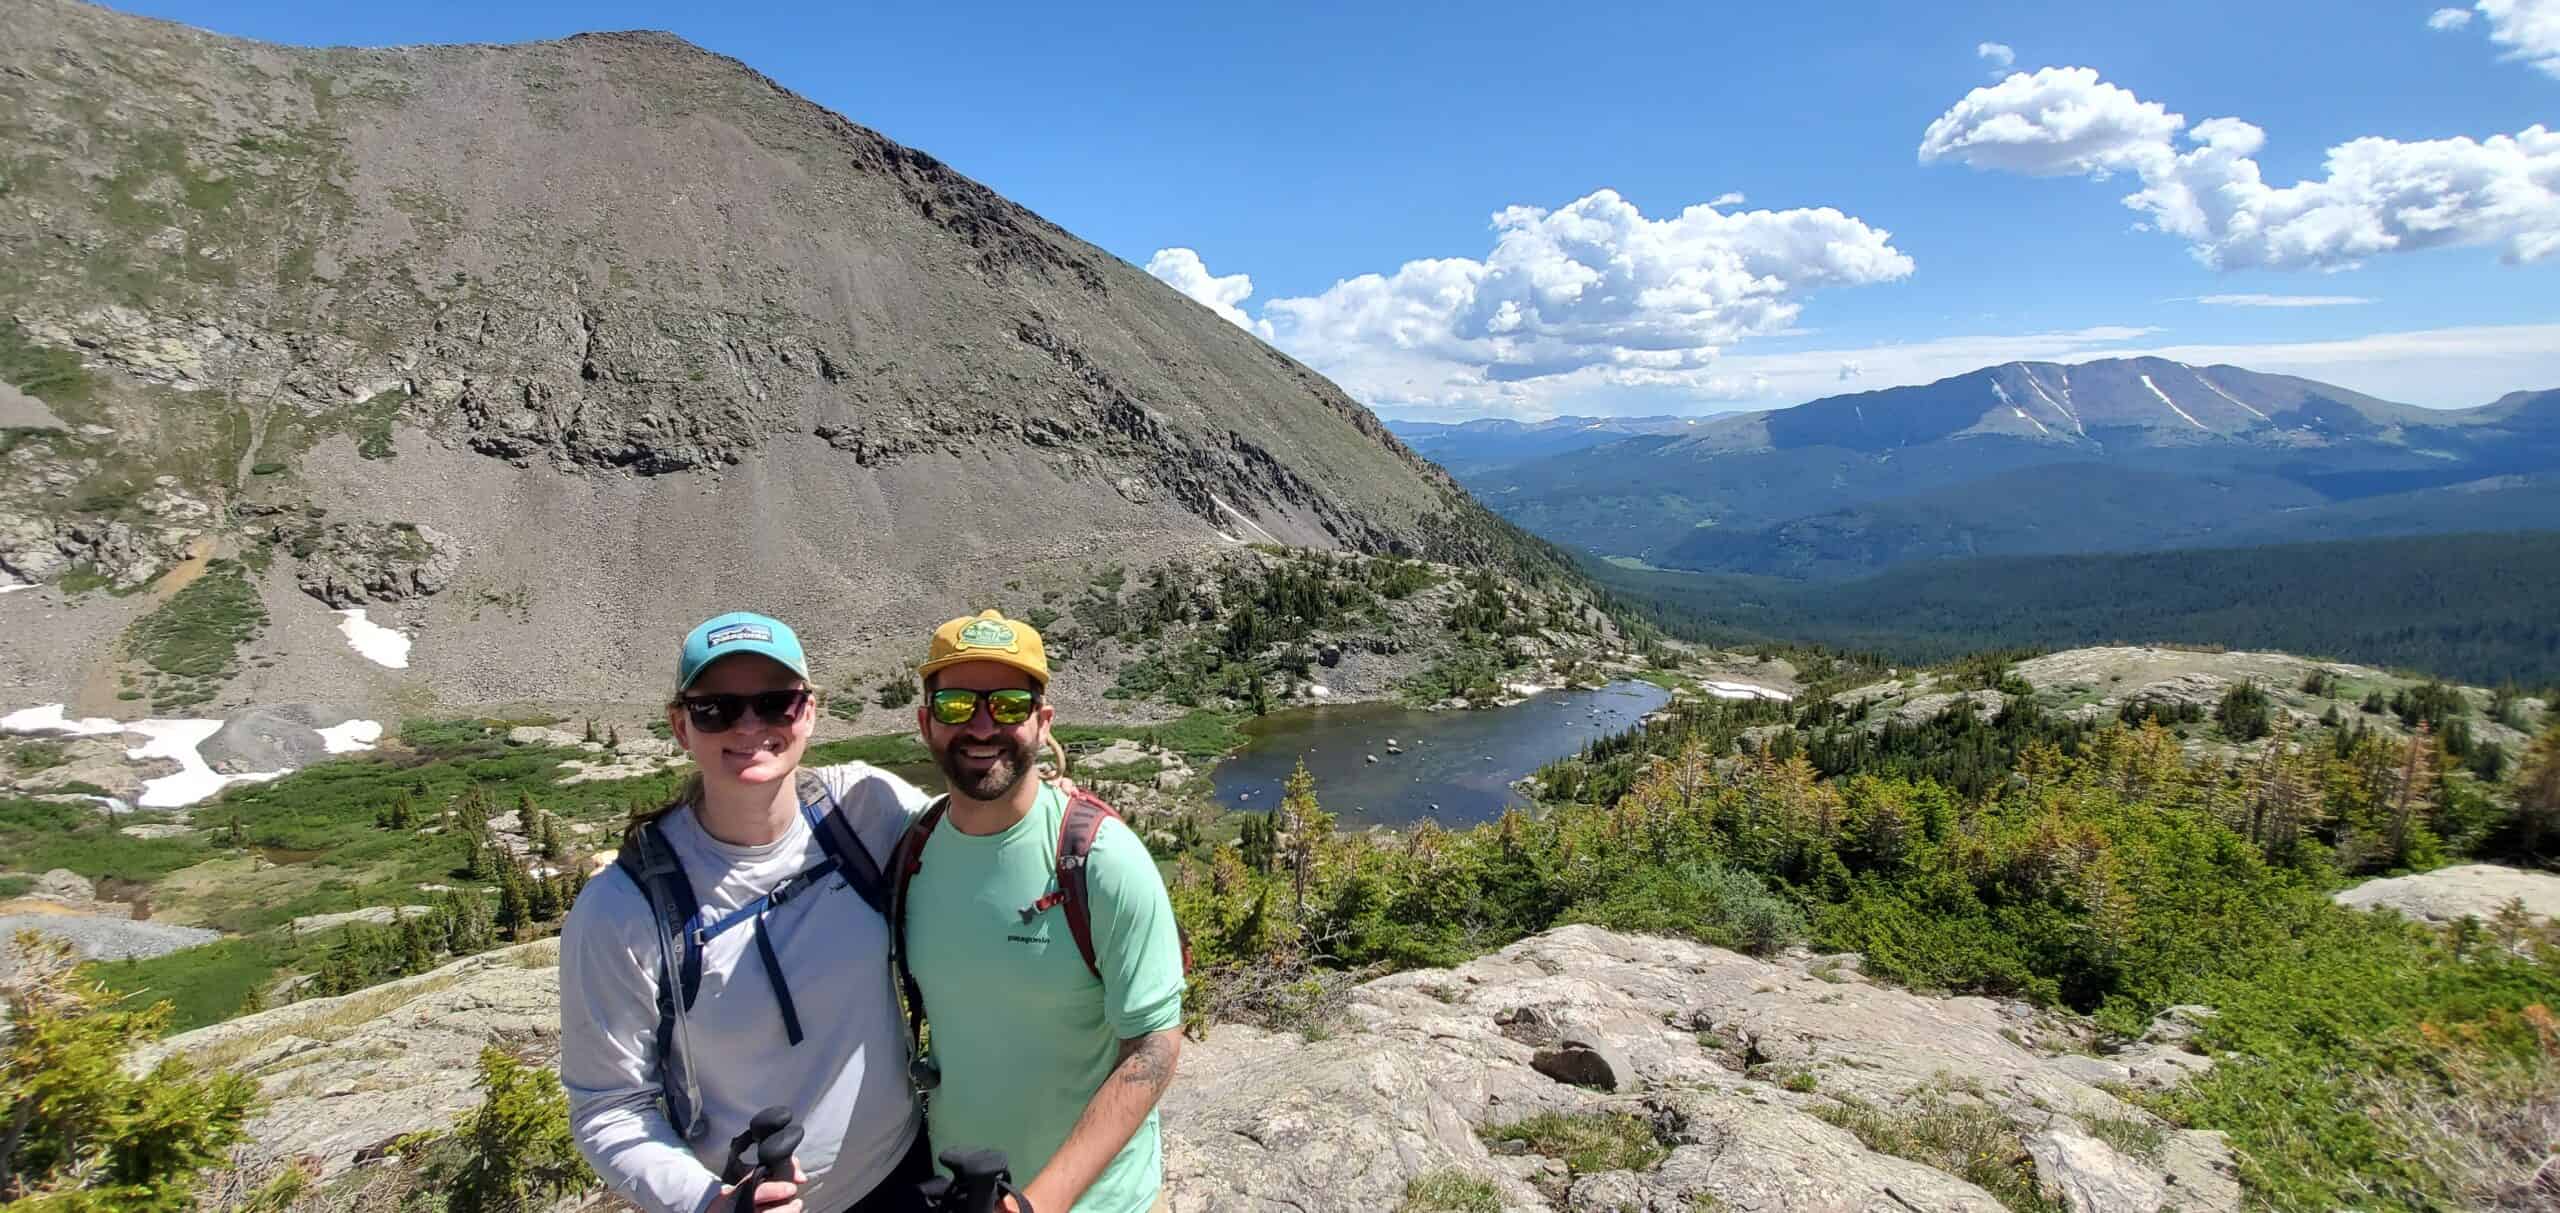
[
  {"left": 0, "top": 0, "right": 1550, "bottom": 717},
  {"left": 158, "top": 926, "right": 2238, "bottom": 1211}
]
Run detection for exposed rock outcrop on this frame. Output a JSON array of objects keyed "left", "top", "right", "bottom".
[
  {"left": 2335, "top": 864, "right": 2560, "bottom": 925},
  {"left": 286, "top": 521, "right": 460, "bottom": 608},
  {"left": 1159, "top": 926, "right": 2238, "bottom": 1212},
  {"left": 0, "top": 481, "right": 209, "bottom": 590},
  {"left": 200, "top": 703, "right": 373, "bottom": 772},
  {"left": 147, "top": 942, "right": 564, "bottom": 1174},
  {"left": 161, "top": 926, "right": 2241, "bottom": 1210}
]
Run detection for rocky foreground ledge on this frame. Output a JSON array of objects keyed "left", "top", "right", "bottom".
[
  {"left": 156, "top": 924, "right": 2238, "bottom": 1212},
  {"left": 1162, "top": 925, "right": 2233, "bottom": 1212}
]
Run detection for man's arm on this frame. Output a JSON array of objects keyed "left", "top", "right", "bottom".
[
  {"left": 1019, "top": 1027, "right": 1183, "bottom": 1211},
  {"left": 1019, "top": 815, "right": 1187, "bottom": 1211}
]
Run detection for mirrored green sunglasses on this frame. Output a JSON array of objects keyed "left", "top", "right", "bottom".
[{"left": 927, "top": 687, "right": 1040, "bottom": 727}]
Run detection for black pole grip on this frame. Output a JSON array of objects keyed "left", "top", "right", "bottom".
[
  {"left": 722, "top": 1106, "right": 797, "bottom": 1184},
  {"left": 731, "top": 1124, "right": 804, "bottom": 1210},
  {"left": 757, "top": 1125, "right": 803, "bottom": 1175}
]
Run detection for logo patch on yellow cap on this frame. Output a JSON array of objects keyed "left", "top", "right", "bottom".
[{"left": 958, "top": 618, "right": 1018, "bottom": 650}]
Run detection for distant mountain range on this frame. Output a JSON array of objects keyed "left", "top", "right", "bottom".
[{"left": 1401, "top": 357, "right": 2560, "bottom": 576}]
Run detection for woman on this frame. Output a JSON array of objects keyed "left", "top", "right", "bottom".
[{"left": 561, "top": 611, "right": 932, "bottom": 1213}]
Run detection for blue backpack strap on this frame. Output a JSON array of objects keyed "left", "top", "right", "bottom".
[
  {"left": 797, "top": 769, "right": 891, "bottom": 918},
  {"left": 687, "top": 857, "right": 839, "bottom": 1048}
]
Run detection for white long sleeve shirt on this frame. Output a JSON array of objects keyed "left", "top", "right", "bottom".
[{"left": 559, "top": 763, "right": 928, "bottom": 1213}]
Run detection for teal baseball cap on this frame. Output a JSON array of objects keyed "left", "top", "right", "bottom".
[{"left": 677, "top": 611, "right": 811, "bottom": 690}]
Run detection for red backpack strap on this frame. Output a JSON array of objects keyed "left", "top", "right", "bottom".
[
  {"left": 1053, "top": 788, "right": 1118, "bottom": 980},
  {"left": 888, "top": 797, "right": 948, "bottom": 1060}
]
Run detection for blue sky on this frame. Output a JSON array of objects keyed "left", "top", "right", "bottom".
[{"left": 115, "top": 0, "right": 2560, "bottom": 418}]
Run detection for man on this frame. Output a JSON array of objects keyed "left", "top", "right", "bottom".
[{"left": 901, "top": 609, "right": 1184, "bottom": 1213}]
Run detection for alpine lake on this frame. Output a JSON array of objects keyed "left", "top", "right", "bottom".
[{"left": 1209, "top": 680, "right": 1674, "bottom": 827}]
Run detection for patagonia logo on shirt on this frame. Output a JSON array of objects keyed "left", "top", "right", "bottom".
[{"left": 706, "top": 623, "right": 772, "bottom": 647}]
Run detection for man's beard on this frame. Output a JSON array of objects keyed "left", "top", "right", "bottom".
[{"left": 935, "top": 732, "right": 1035, "bottom": 802}]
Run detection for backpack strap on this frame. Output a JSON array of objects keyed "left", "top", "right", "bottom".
[
  {"left": 614, "top": 821, "right": 705, "bottom": 1136},
  {"left": 888, "top": 796, "right": 949, "bottom": 1072},
  {"left": 617, "top": 820, "right": 707, "bottom": 1008},
  {"left": 798, "top": 769, "right": 891, "bottom": 918},
  {"left": 1052, "top": 789, "right": 1120, "bottom": 980}
]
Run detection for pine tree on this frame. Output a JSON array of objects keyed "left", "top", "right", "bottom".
[
  {"left": 2511, "top": 724, "right": 2560, "bottom": 859},
  {"left": 528, "top": 872, "right": 560, "bottom": 923},
  {"left": 398, "top": 908, "right": 436, "bottom": 975},
  {"left": 461, "top": 828, "right": 488, "bottom": 880},
  {"left": 2215, "top": 681, "right": 2272, "bottom": 742},
  {"left": 421, "top": 1048, "right": 601, "bottom": 1213},
  {"left": 497, "top": 862, "right": 531, "bottom": 941},
  {"left": 1240, "top": 811, "right": 1278, "bottom": 875},
  {"left": 2383, "top": 725, "right": 2442, "bottom": 867},
  {"left": 1281, "top": 760, "right": 1333, "bottom": 918},
  {"left": 0, "top": 934, "right": 257, "bottom": 1206},
  {"left": 606, "top": 724, "right": 621, "bottom": 749}
]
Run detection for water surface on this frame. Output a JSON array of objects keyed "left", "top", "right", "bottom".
[{"left": 1212, "top": 681, "right": 1671, "bottom": 827}]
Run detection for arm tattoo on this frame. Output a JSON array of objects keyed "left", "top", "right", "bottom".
[{"left": 1110, "top": 1031, "right": 1178, "bottom": 1095}]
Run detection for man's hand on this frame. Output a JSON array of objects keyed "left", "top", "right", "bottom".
[{"left": 710, "top": 1159, "right": 806, "bottom": 1213}]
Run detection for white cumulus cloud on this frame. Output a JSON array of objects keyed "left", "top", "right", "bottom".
[
  {"left": 1920, "top": 66, "right": 2560, "bottom": 269},
  {"left": 1144, "top": 247, "right": 1264, "bottom": 333},
  {"left": 2431, "top": 6, "right": 2476, "bottom": 30},
  {"left": 2193, "top": 293, "right": 2375, "bottom": 307},
  {"left": 1978, "top": 41, "right": 2016, "bottom": 67},
  {"left": 1251, "top": 188, "right": 1914, "bottom": 413},
  {"left": 1837, "top": 361, "right": 1864, "bottom": 380},
  {"left": 1918, "top": 66, "right": 2185, "bottom": 177},
  {"left": 2479, "top": 0, "right": 2560, "bottom": 78}
]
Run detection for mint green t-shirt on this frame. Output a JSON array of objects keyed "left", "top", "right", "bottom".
[{"left": 905, "top": 784, "right": 1185, "bottom": 1213}]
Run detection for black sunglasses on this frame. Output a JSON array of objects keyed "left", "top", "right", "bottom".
[{"left": 678, "top": 688, "right": 812, "bottom": 733}]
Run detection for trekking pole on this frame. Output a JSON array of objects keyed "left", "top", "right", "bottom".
[
  {"left": 722, "top": 1106, "right": 795, "bottom": 1185},
  {"left": 731, "top": 1123, "right": 804, "bottom": 1211},
  {"left": 920, "top": 1147, "right": 1030, "bottom": 1213}
]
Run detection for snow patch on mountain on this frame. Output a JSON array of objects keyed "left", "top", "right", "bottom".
[
  {"left": 2139, "top": 374, "right": 2209, "bottom": 431},
  {"left": 2187, "top": 367, "right": 2271, "bottom": 421},
  {"left": 335, "top": 609, "right": 412, "bottom": 669}
]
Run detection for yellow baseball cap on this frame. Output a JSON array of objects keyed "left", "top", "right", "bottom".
[{"left": 919, "top": 609, "right": 1050, "bottom": 685}]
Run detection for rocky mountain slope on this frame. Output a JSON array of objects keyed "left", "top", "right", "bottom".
[
  {"left": 1461, "top": 357, "right": 2560, "bottom": 566},
  {"left": 0, "top": 0, "right": 1556, "bottom": 719}
]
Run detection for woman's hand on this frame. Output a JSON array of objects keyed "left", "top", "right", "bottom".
[{"left": 711, "top": 1159, "right": 806, "bottom": 1213}]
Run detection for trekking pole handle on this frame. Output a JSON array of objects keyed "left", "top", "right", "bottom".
[
  {"left": 734, "top": 1125, "right": 803, "bottom": 1210},
  {"left": 723, "top": 1106, "right": 796, "bottom": 1184}
]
